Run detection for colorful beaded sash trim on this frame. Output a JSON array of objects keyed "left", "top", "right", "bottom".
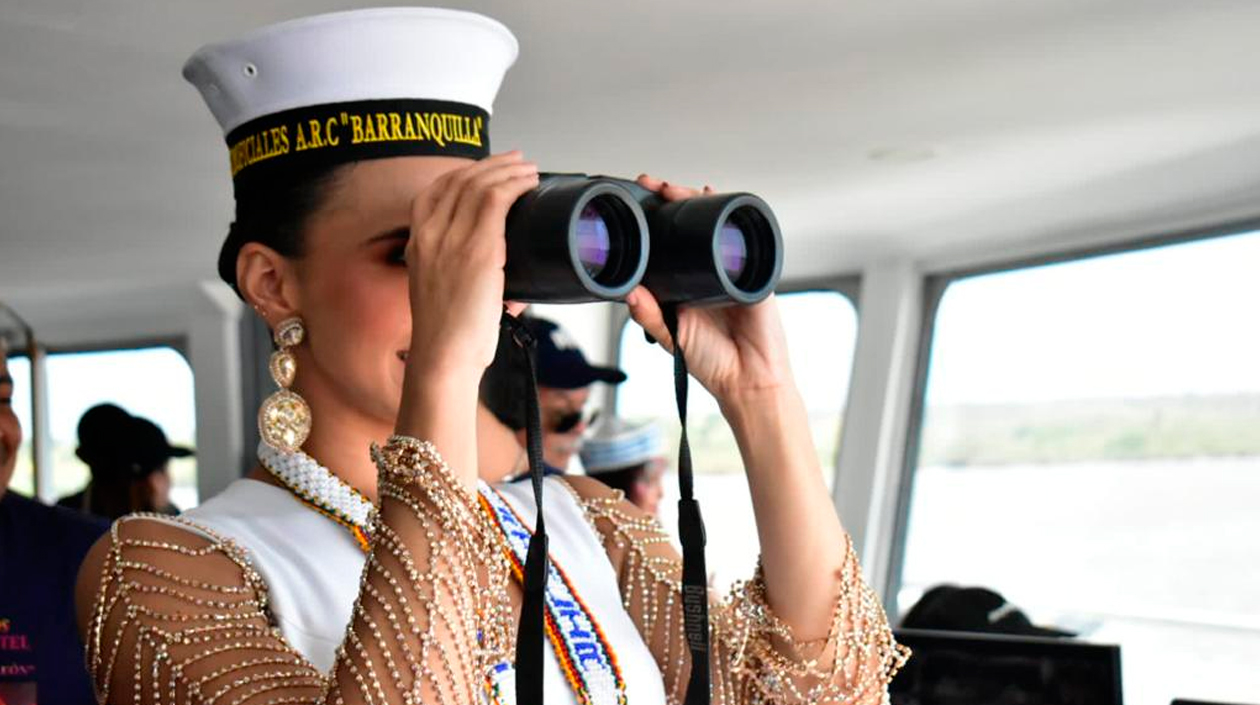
[{"left": 479, "top": 485, "right": 629, "bottom": 705}]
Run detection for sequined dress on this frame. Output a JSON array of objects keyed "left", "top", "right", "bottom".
[
  {"left": 84, "top": 464, "right": 907, "bottom": 705},
  {"left": 168, "top": 477, "right": 668, "bottom": 702}
]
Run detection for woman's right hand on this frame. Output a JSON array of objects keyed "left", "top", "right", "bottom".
[
  {"left": 394, "top": 151, "right": 537, "bottom": 477},
  {"left": 403, "top": 151, "right": 539, "bottom": 386}
]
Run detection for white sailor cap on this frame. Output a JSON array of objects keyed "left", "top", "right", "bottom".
[
  {"left": 183, "top": 7, "right": 518, "bottom": 196},
  {"left": 580, "top": 419, "right": 666, "bottom": 475}
]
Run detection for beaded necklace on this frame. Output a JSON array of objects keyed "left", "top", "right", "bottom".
[{"left": 257, "top": 441, "right": 376, "bottom": 552}]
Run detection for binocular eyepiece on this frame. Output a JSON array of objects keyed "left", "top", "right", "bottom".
[{"left": 504, "top": 174, "right": 783, "bottom": 305}]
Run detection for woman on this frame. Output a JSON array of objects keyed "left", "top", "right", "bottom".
[
  {"left": 74, "top": 8, "right": 907, "bottom": 705},
  {"left": 58, "top": 407, "right": 186, "bottom": 520},
  {"left": 579, "top": 418, "right": 668, "bottom": 517}
]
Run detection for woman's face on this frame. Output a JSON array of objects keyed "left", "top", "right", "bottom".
[
  {"left": 287, "top": 156, "right": 471, "bottom": 429},
  {"left": 630, "top": 458, "right": 667, "bottom": 516}
]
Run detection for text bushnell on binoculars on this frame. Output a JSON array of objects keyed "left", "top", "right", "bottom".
[{"left": 504, "top": 174, "right": 783, "bottom": 305}]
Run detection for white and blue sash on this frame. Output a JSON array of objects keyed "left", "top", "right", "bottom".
[{"left": 479, "top": 484, "right": 628, "bottom": 705}]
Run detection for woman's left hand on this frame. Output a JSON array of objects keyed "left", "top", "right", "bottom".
[{"left": 626, "top": 175, "right": 795, "bottom": 409}]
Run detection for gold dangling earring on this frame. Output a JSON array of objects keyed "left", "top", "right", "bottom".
[{"left": 258, "top": 317, "right": 312, "bottom": 452}]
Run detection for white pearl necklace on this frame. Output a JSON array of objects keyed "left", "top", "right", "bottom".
[{"left": 257, "top": 441, "right": 377, "bottom": 549}]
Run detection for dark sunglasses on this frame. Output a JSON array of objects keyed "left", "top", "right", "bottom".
[{"left": 551, "top": 409, "right": 599, "bottom": 434}]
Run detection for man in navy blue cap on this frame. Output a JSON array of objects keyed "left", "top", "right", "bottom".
[
  {"left": 522, "top": 317, "right": 627, "bottom": 472},
  {"left": 481, "top": 317, "right": 626, "bottom": 474}
]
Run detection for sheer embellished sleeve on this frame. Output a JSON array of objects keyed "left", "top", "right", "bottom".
[
  {"left": 77, "top": 437, "right": 514, "bottom": 705},
  {"left": 562, "top": 476, "right": 909, "bottom": 705},
  {"left": 79, "top": 515, "right": 323, "bottom": 705}
]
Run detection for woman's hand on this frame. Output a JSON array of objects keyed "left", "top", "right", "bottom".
[
  {"left": 625, "top": 175, "right": 796, "bottom": 410},
  {"left": 394, "top": 151, "right": 536, "bottom": 477},
  {"left": 404, "top": 151, "right": 539, "bottom": 384}
]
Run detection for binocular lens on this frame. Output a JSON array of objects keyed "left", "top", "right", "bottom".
[
  {"left": 718, "top": 221, "right": 749, "bottom": 283},
  {"left": 637, "top": 192, "right": 782, "bottom": 305},
  {"left": 716, "top": 204, "right": 779, "bottom": 295},
  {"left": 574, "top": 192, "right": 643, "bottom": 290},
  {"left": 576, "top": 204, "right": 611, "bottom": 279},
  {"left": 504, "top": 177, "right": 649, "bottom": 302}
]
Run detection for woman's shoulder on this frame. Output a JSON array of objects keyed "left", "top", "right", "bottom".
[
  {"left": 558, "top": 474, "right": 659, "bottom": 530},
  {"left": 555, "top": 475, "right": 679, "bottom": 570},
  {"left": 558, "top": 473, "right": 627, "bottom": 505},
  {"left": 74, "top": 512, "right": 270, "bottom": 638},
  {"left": 185, "top": 477, "right": 299, "bottom": 520},
  {"left": 74, "top": 512, "right": 320, "bottom": 705}
]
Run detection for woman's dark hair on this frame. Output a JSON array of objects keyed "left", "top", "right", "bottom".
[
  {"left": 219, "top": 165, "right": 346, "bottom": 294},
  {"left": 591, "top": 463, "right": 649, "bottom": 499}
]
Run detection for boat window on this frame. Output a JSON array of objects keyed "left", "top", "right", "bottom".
[
  {"left": 15, "top": 347, "right": 199, "bottom": 508},
  {"left": 898, "top": 231, "right": 1260, "bottom": 703}
]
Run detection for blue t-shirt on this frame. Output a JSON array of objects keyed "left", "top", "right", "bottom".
[{"left": 0, "top": 491, "right": 108, "bottom": 705}]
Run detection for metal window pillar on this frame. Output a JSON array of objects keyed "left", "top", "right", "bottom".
[
  {"left": 190, "top": 282, "right": 245, "bottom": 501},
  {"left": 832, "top": 260, "right": 924, "bottom": 605}
]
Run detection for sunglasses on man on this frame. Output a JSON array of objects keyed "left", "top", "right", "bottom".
[{"left": 549, "top": 409, "right": 599, "bottom": 434}]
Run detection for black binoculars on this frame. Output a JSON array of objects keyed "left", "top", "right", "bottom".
[{"left": 504, "top": 174, "right": 783, "bottom": 305}]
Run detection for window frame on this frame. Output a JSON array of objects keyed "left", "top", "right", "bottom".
[
  {"left": 884, "top": 216, "right": 1260, "bottom": 612},
  {"left": 20, "top": 338, "right": 195, "bottom": 501}
]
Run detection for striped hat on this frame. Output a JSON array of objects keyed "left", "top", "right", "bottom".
[{"left": 580, "top": 418, "right": 665, "bottom": 474}]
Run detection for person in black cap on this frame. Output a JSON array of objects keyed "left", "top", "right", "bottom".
[
  {"left": 900, "top": 584, "right": 1075, "bottom": 637},
  {"left": 126, "top": 416, "right": 191, "bottom": 515},
  {"left": 520, "top": 316, "right": 626, "bottom": 472},
  {"left": 57, "top": 406, "right": 190, "bottom": 520},
  {"left": 0, "top": 337, "right": 108, "bottom": 705},
  {"left": 479, "top": 316, "right": 626, "bottom": 477}
]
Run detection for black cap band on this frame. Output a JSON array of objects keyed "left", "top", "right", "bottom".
[
  {"left": 226, "top": 98, "right": 491, "bottom": 199},
  {"left": 218, "top": 98, "right": 491, "bottom": 293}
]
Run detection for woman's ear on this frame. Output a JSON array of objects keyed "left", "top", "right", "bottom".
[{"left": 237, "top": 242, "right": 301, "bottom": 323}]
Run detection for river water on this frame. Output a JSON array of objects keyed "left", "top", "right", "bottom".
[{"left": 659, "top": 457, "right": 1260, "bottom": 705}]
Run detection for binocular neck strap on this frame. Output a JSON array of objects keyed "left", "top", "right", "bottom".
[
  {"left": 663, "top": 305, "right": 712, "bottom": 705},
  {"left": 503, "top": 307, "right": 711, "bottom": 705},
  {"left": 501, "top": 311, "right": 549, "bottom": 704}
]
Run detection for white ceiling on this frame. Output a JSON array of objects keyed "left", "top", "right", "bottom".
[{"left": 3, "top": 0, "right": 1260, "bottom": 330}]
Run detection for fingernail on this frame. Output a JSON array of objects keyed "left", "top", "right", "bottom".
[{"left": 625, "top": 291, "right": 638, "bottom": 306}]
